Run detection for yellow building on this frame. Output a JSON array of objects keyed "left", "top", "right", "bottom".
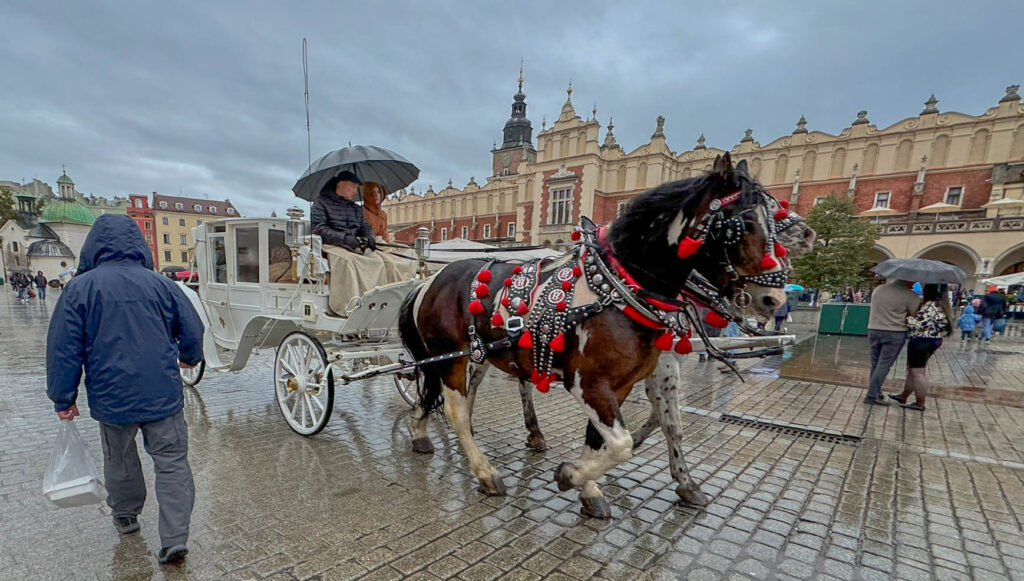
[{"left": 153, "top": 193, "right": 239, "bottom": 269}]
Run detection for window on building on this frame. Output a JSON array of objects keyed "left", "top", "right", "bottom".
[
  {"left": 945, "top": 186, "right": 963, "bottom": 206},
  {"left": 180, "top": 251, "right": 188, "bottom": 262},
  {"left": 162, "top": 233, "right": 170, "bottom": 244},
  {"left": 549, "top": 187, "right": 573, "bottom": 224},
  {"left": 617, "top": 200, "right": 630, "bottom": 218},
  {"left": 461, "top": 226, "right": 468, "bottom": 239},
  {"left": 507, "top": 222, "right": 515, "bottom": 238},
  {"left": 135, "top": 199, "right": 143, "bottom": 208},
  {"left": 209, "top": 206, "right": 218, "bottom": 214},
  {"left": 179, "top": 234, "right": 187, "bottom": 245},
  {"left": 235, "top": 227, "right": 259, "bottom": 283},
  {"left": 814, "top": 197, "right": 826, "bottom": 206},
  {"left": 226, "top": 208, "right": 235, "bottom": 215},
  {"left": 175, "top": 202, "right": 183, "bottom": 210},
  {"left": 178, "top": 218, "right": 185, "bottom": 226},
  {"left": 144, "top": 221, "right": 151, "bottom": 230},
  {"left": 161, "top": 217, "right": 168, "bottom": 225},
  {"left": 145, "top": 235, "right": 153, "bottom": 244},
  {"left": 874, "top": 191, "right": 891, "bottom": 209},
  {"left": 440, "top": 228, "right": 448, "bottom": 241},
  {"left": 164, "top": 250, "right": 171, "bottom": 262},
  {"left": 483, "top": 224, "right": 491, "bottom": 239},
  {"left": 193, "top": 204, "right": 202, "bottom": 211},
  {"left": 159, "top": 201, "right": 167, "bottom": 209},
  {"left": 11, "top": 241, "right": 19, "bottom": 252}
]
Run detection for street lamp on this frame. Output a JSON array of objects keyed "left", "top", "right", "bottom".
[{"left": 0, "top": 235, "right": 7, "bottom": 286}]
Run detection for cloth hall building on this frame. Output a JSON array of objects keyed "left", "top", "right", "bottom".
[{"left": 383, "top": 82, "right": 1024, "bottom": 289}]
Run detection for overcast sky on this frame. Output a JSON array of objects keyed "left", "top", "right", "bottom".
[{"left": 1, "top": 1, "right": 1021, "bottom": 216}]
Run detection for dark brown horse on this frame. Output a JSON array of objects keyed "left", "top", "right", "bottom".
[{"left": 399, "top": 154, "right": 786, "bottom": 517}]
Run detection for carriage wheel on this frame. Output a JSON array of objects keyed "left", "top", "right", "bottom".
[
  {"left": 393, "top": 369, "right": 420, "bottom": 407},
  {"left": 180, "top": 360, "right": 205, "bottom": 387},
  {"left": 274, "top": 331, "right": 334, "bottom": 436}
]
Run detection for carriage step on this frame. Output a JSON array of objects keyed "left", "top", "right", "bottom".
[{"left": 718, "top": 414, "right": 862, "bottom": 446}]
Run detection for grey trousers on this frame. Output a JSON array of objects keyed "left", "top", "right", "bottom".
[
  {"left": 867, "top": 330, "right": 907, "bottom": 400},
  {"left": 99, "top": 411, "right": 194, "bottom": 547}
]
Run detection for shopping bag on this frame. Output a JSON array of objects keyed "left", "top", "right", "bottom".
[
  {"left": 42, "top": 421, "right": 107, "bottom": 508},
  {"left": 993, "top": 318, "right": 1007, "bottom": 333},
  {"left": 27, "top": 288, "right": 36, "bottom": 298}
]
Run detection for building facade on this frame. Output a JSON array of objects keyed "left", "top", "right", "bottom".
[
  {"left": 127, "top": 194, "right": 158, "bottom": 268},
  {"left": 384, "top": 83, "right": 1024, "bottom": 289},
  {"left": 152, "top": 193, "right": 239, "bottom": 269}
]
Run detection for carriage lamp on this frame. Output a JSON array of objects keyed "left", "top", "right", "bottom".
[
  {"left": 414, "top": 227, "right": 431, "bottom": 279},
  {"left": 285, "top": 207, "right": 306, "bottom": 247}
]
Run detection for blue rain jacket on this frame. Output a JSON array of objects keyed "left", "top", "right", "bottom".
[{"left": 46, "top": 214, "right": 204, "bottom": 424}]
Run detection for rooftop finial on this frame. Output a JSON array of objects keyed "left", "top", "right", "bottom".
[
  {"left": 592, "top": 102, "right": 598, "bottom": 121},
  {"left": 793, "top": 115, "right": 808, "bottom": 134},
  {"left": 541, "top": 115, "right": 546, "bottom": 130},
  {"left": 1001, "top": 85, "right": 1021, "bottom": 103},
  {"left": 922, "top": 94, "right": 939, "bottom": 114},
  {"left": 852, "top": 110, "right": 870, "bottom": 125},
  {"left": 566, "top": 80, "right": 573, "bottom": 101},
  {"left": 740, "top": 128, "right": 754, "bottom": 143},
  {"left": 695, "top": 134, "right": 706, "bottom": 150},
  {"left": 518, "top": 58, "right": 524, "bottom": 92}
]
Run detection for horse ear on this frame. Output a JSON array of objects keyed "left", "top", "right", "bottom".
[
  {"left": 711, "top": 153, "right": 733, "bottom": 178},
  {"left": 735, "top": 159, "right": 750, "bottom": 177}
]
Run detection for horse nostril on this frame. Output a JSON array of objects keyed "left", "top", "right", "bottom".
[{"left": 762, "top": 296, "right": 780, "bottom": 308}]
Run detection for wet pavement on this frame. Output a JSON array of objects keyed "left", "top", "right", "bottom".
[{"left": 3, "top": 289, "right": 1024, "bottom": 580}]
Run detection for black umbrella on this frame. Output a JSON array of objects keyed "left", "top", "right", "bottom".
[
  {"left": 292, "top": 145, "right": 420, "bottom": 202},
  {"left": 871, "top": 258, "right": 967, "bottom": 285}
]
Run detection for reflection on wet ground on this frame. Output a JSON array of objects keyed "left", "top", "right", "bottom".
[{"left": 3, "top": 292, "right": 1024, "bottom": 580}]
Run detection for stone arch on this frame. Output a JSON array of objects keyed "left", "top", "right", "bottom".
[
  {"left": 867, "top": 245, "right": 894, "bottom": 262},
  {"left": 681, "top": 167, "right": 692, "bottom": 179},
  {"left": 1012, "top": 125, "right": 1024, "bottom": 160},
  {"left": 616, "top": 165, "right": 627, "bottom": 190},
  {"left": 541, "top": 239, "right": 552, "bottom": 248},
  {"left": 801, "top": 151, "right": 817, "bottom": 181},
  {"left": 560, "top": 134, "right": 570, "bottom": 159},
  {"left": 829, "top": 148, "right": 846, "bottom": 177},
  {"left": 636, "top": 162, "right": 648, "bottom": 189},
  {"left": 993, "top": 242, "right": 1024, "bottom": 276},
  {"left": 773, "top": 154, "right": 788, "bottom": 184},
  {"left": 895, "top": 139, "right": 914, "bottom": 170},
  {"left": 577, "top": 132, "right": 586, "bottom": 155},
  {"left": 969, "top": 128, "right": 991, "bottom": 163},
  {"left": 930, "top": 134, "right": 950, "bottom": 167},
  {"left": 862, "top": 143, "right": 879, "bottom": 174},
  {"left": 913, "top": 241, "right": 980, "bottom": 279}
]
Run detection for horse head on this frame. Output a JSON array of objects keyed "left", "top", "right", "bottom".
[{"left": 607, "top": 152, "right": 787, "bottom": 319}]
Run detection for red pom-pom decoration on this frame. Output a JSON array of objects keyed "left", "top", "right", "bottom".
[
  {"left": 503, "top": 277, "right": 513, "bottom": 287},
  {"left": 536, "top": 374, "right": 552, "bottom": 393},
  {"left": 674, "top": 337, "right": 693, "bottom": 355},
  {"left": 517, "top": 302, "right": 529, "bottom": 316},
  {"left": 474, "top": 284, "right": 490, "bottom": 298},
  {"left": 561, "top": 280, "right": 572, "bottom": 291},
  {"left": 556, "top": 301, "right": 567, "bottom": 312},
  {"left": 779, "top": 200, "right": 790, "bottom": 209},
  {"left": 530, "top": 369, "right": 540, "bottom": 384},
  {"left": 468, "top": 300, "right": 486, "bottom": 315},
  {"left": 654, "top": 332, "right": 674, "bottom": 351},
  {"left": 549, "top": 333, "right": 565, "bottom": 353},
  {"left": 572, "top": 266, "right": 582, "bottom": 277},
  {"left": 513, "top": 265, "right": 522, "bottom": 274},
  {"left": 571, "top": 230, "right": 581, "bottom": 241},
  {"left": 518, "top": 330, "right": 533, "bottom": 349},
  {"left": 677, "top": 236, "right": 703, "bottom": 259},
  {"left": 705, "top": 311, "right": 729, "bottom": 329},
  {"left": 477, "top": 270, "right": 492, "bottom": 284},
  {"left": 491, "top": 313, "right": 504, "bottom": 327},
  {"left": 774, "top": 241, "right": 788, "bottom": 258},
  {"left": 774, "top": 209, "right": 789, "bottom": 221},
  {"left": 500, "top": 296, "right": 511, "bottom": 307},
  {"left": 760, "top": 254, "right": 778, "bottom": 271}
]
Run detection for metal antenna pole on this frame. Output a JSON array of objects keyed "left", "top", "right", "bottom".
[{"left": 303, "top": 38, "right": 312, "bottom": 219}]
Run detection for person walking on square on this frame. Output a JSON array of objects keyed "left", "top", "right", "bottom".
[
  {"left": 865, "top": 278, "right": 920, "bottom": 406},
  {"left": 891, "top": 284, "right": 953, "bottom": 411},
  {"left": 34, "top": 270, "right": 48, "bottom": 300},
  {"left": 957, "top": 299, "right": 981, "bottom": 341},
  {"left": 980, "top": 285, "right": 1007, "bottom": 341},
  {"left": 46, "top": 214, "right": 203, "bottom": 565}
]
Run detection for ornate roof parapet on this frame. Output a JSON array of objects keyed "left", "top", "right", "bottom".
[
  {"left": 793, "top": 115, "right": 808, "bottom": 134},
  {"left": 921, "top": 94, "right": 939, "bottom": 115},
  {"left": 602, "top": 117, "right": 619, "bottom": 149},
  {"left": 558, "top": 82, "right": 578, "bottom": 122}
]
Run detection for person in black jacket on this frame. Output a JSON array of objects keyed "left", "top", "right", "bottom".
[
  {"left": 34, "top": 270, "right": 48, "bottom": 300},
  {"left": 980, "top": 285, "right": 1007, "bottom": 341},
  {"left": 311, "top": 171, "right": 387, "bottom": 315}
]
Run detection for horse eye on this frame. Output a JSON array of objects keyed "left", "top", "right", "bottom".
[{"left": 744, "top": 221, "right": 757, "bottom": 234}]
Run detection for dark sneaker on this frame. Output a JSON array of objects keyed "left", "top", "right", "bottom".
[
  {"left": 113, "top": 516, "right": 140, "bottom": 535},
  {"left": 158, "top": 545, "right": 188, "bottom": 565}
]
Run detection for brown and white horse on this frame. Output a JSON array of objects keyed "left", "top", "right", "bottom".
[{"left": 399, "top": 154, "right": 787, "bottom": 517}]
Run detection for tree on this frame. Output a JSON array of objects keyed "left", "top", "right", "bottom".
[
  {"left": 0, "top": 185, "right": 18, "bottom": 224},
  {"left": 792, "top": 195, "right": 880, "bottom": 292}
]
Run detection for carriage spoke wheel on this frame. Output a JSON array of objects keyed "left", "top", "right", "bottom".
[
  {"left": 393, "top": 369, "right": 420, "bottom": 407},
  {"left": 180, "top": 360, "right": 206, "bottom": 387},
  {"left": 274, "top": 331, "right": 334, "bottom": 436}
]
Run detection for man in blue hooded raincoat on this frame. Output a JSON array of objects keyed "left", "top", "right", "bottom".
[{"left": 46, "top": 214, "right": 204, "bottom": 565}]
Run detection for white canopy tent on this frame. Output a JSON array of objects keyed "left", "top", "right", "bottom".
[
  {"left": 428, "top": 239, "right": 562, "bottom": 263},
  {"left": 979, "top": 272, "right": 1024, "bottom": 287}
]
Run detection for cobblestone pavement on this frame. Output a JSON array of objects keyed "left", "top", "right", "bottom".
[{"left": 4, "top": 290, "right": 1024, "bottom": 580}]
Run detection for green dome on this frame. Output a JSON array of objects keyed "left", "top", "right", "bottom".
[
  {"left": 40, "top": 198, "right": 96, "bottom": 226},
  {"left": 57, "top": 173, "right": 75, "bottom": 185}
]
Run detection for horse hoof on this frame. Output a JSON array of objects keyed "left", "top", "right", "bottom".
[
  {"left": 478, "top": 476, "right": 507, "bottom": 496},
  {"left": 580, "top": 495, "right": 612, "bottom": 519},
  {"left": 526, "top": 433, "right": 548, "bottom": 452},
  {"left": 677, "top": 485, "right": 710, "bottom": 506},
  {"left": 411, "top": 437, "right": 434, "bottom": 454},
  {"left": 554, "top": 462, "right": 576, "bottom": 492}
]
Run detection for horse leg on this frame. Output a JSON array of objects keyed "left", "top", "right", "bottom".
[
  {"left": 518, "top": 378, "right": 548, "bottom": 451},
  {"left": 651, "top": 364, "right": 710, "bottom": 506},
  {"left": 632, "top": 356, "right": 678, "bottom": 448},
  {"left": 444, "top": 364, "right": 506, "bottom": 496},
  {"left": 409, "top": 403, "right": 434, "bottom": 454}
]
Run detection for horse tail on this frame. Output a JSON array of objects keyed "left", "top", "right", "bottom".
[{"left": 399, "top": 283, "right": 444, "bottom": 415}]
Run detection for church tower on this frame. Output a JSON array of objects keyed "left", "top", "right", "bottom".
[{"left": 491, "top": 65, "right": 535, "bottom": 178}]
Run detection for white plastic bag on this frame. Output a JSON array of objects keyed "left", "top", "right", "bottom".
[{"left": 42, "top": 421, "right": 107, "bottom": 508}]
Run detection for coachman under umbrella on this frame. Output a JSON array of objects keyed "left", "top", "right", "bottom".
[{"left": 292, "top": 145, "right": 419, "bottom": 202}]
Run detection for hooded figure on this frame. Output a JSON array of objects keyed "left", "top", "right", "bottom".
[{"left": 361, "top": 180, "right": 390, "bottom": 241}]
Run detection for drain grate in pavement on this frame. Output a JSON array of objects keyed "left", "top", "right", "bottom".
[{"left": 719, "top": 414, "right": 862, "bottom": 446}]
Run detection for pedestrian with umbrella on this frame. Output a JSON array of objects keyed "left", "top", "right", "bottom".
[
  {"left": 294, "top": 145, "right": 420, "bottom": 315},
  {"left": 890, "top": 283, "right": 953, "bottom": 411}
]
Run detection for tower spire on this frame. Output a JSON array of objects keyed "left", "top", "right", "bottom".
[{"left": 518, "top": 58, "right": 524, "bottom": 92}]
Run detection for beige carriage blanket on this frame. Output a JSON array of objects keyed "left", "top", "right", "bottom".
[{"left": 322, "top": 244, "right": 415, "bottom": 315}]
